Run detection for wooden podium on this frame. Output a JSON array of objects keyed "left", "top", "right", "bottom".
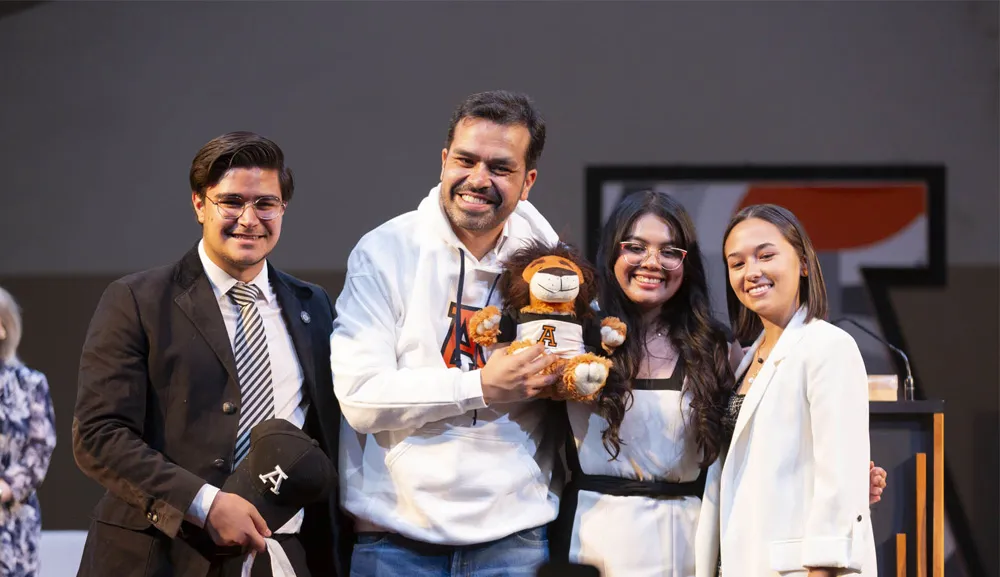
[{"left": 870, "top": 400, "right": 944, "bottom": 577}]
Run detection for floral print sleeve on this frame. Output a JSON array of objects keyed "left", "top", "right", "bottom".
[
  {"left": 1, "top": 366, "right": 56, "bottom": 502},
  {"left": 0, "top": 362, "right": 57, "bottom": 577}
]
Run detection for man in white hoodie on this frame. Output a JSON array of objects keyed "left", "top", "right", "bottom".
[{"left": 331, "top": 90, "right": 564, "bottom": 575}]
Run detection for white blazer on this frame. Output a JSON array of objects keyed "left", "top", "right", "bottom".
[{"left": 702, "top": 307, "right": 878, "bottom": 576}]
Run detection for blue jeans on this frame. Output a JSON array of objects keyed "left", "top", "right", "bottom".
[{"left": 349, "top": 525, "right": 549, "bottom": 577}]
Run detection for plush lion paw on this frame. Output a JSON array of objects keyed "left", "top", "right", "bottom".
[
  {"left": 506, "top": 339, "right": 537, "bottom": 356},
  {"left": 558, "top": 354, "right": 613, "bottom": 402},
  {"left": 573, "top": 362, "right": 609, "bottom": 397},
  {"left": 600, "top": 317, "right": 627, "bottom": 353},
  {"left": 470, "top": 306, "right": 502, "bottom": 347}
]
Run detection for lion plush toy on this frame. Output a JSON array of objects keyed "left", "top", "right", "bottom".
[{"left": 469, "top": 240, "right": 627, "bottom": 402}]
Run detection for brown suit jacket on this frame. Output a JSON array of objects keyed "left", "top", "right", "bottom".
[{"left": 73, "top": 246, "right": 352, "bottom": 577}]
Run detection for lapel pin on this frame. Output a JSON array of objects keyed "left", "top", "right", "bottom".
[{"left": 300, "top": 311, "right": 311, "bottom": 324}]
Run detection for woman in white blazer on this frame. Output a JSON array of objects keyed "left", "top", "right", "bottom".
[{"left": 711, "top": 204, "right": 878, "bottom": 576}]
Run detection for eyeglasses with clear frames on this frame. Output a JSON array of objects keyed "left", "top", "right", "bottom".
[
  {"left": 206, "top": 195, "right": 286, "bottom": 221},
  {"left": 619, "top": 241, "right": 688, "bottom": 271}
]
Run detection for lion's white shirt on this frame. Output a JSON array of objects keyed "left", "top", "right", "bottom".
[{"left": 514, "top": 316, "right": 586, "bottom": 358}]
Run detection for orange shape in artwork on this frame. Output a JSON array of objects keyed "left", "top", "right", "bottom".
[{"left": 738, "top": 185, "right": 926, "bottom": 251}]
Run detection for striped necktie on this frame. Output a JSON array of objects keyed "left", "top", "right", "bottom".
[{"left": 227, "top": 281, "right": 275, "bottom": 466}]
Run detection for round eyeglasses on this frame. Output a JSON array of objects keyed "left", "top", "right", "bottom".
[
  {"left": 206, "top": 195, "right": 286, "bottom": 221},
  {"left": 619, "top": 241, "right": 688, "bottom": 271}
]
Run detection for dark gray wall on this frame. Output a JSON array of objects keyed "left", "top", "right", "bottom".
[{"left": 0, "top": 1, "right": 996, "bottom": 273}]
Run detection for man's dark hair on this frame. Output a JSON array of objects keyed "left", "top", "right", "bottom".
[
  {"left": 189, "top": 131, "right": 295, "bottom": 201},
  {"left": 445, "top": 90, "right": 546, "bottom": 170}
]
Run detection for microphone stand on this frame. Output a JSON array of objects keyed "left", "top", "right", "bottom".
[{"left": 832, "top": 317, "right": 916, "bottom": 402}]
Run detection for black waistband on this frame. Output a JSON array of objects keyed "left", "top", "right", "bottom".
[
  {"left": 549, "top": 402, "right": 709, "bottom": 564},
  {"left": 569, "top": 468, "right": 707, "bottom": 498},
  {"left": 559, "top": 399, "right": 708, "bottom": 499}
]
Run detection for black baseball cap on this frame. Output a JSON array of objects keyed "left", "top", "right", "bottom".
[{"left": 221, "top": 418, "right": 336, "bottom": 530}]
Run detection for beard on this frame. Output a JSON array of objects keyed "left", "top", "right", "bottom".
[
  {"left": 221, "top": 251, "right": 266, "bottom": 268},
  {"left": 441, "top": 180, "right": 519, "bottom": 232},
  {"left": 220, "top": 225, "right": 271, "bottom": 265}
]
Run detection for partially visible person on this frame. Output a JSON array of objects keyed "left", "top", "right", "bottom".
[
  {"left": 714, "top": 204, "right": 878, "bottom": 576},
  {"left": 0, "top": 286, "right": 57, "bottom": 577}
]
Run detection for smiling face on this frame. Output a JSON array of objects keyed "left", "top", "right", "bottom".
[
  {"left": 613, "top": 213, "right": 686, "bottom": 314},
  {"left": 439, "top": 118, "right": 537, "bottom": 239},
  {"left": 724, "top": 217, "right": 807, "bottom": 327},
  {"left": 523, "top": 255, "right": 583, "bottom": 304},
  {"left": 192, "top": 167, "right": 283, "bottom": 282}
]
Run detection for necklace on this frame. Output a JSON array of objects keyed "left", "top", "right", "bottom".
[
  {"left": 644, "top": 324, "right": 667, "bottom": 341},
  {"left": 645, "top": 349, "right": 678, "bottom": 362},
  {"left": 643, "top": 327, "right": 678, "bottom": 367},
  {"left": 746, "top": 338, "right": 770, "bottom": 385}
]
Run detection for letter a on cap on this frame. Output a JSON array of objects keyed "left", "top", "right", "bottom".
[{"left": 259, "top": 465, "right": 289, "bottom": 495}]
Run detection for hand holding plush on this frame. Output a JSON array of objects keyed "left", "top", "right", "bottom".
[{"left": 470, "top": 241, "right": 627, "bottom": 402}]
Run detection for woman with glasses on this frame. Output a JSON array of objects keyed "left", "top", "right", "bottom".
[
  {"left": 550, "top": 191, "right": 885, "bottom": 577},
  {"left": 548, "top": 190, "right": 737, "bottom": 576}
]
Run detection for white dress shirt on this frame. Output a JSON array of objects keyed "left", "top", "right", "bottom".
[{"left": 185, "top": 241, "right": 309, "bottom": 569}]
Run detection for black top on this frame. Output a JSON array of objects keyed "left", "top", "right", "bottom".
[
  {"left": 723, "top": 372, "right": 747, "bottom": 447},
  {"left": 632, "top": 362, "right": 685, "bottom": 392}
]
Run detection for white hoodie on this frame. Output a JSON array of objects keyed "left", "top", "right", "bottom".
[{"left": 331, "top": 185, "right": 562, "bottom": 545}]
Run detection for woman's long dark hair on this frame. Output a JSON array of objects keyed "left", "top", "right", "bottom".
[{"left": 595, "top": 191, "right": 734, "bottom": 466}]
